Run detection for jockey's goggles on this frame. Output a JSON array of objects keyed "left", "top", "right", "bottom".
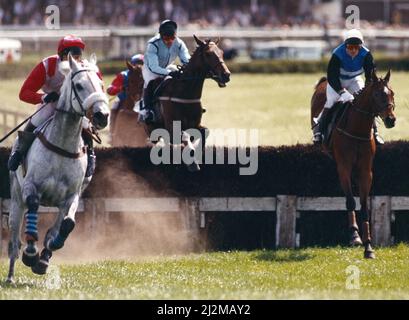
[
  {"left": 346, "top": 44, "right": 361, "bottom": 51},
  {"left": 162, "top": 35, "right": 175, "bottom": 41}
]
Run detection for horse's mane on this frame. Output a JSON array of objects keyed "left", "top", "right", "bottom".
[
  {"left": 179, "top": 39, "right": 214, "bottom": 73},
  {"left": 353, "top": 87, "right": 365, "bottom": 98},
  {"left": 178, "top": 46, "right": 201, "bottom": 73}
]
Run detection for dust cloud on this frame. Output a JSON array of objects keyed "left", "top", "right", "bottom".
[{"left": 31, "top": 152, "right": 203, "bottom": 263}]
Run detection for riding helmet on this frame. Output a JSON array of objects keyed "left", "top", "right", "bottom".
[
  {"left": 159, "top": 20, "right": 177, "bottom": 36},
  {"left": 344, "top": 29, "right": 364, "bottom": 45},
  {"left": 58, "top": 35, "right": 85, "bottom": 55},
  {"left": 131, "top": 54, "right": 144, "bottom": 65}
]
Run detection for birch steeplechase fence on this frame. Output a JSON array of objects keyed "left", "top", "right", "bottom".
[
  {"left": 1, "top": 195, "right": 408, "bottom": 256},
  {"left": 2, "top": 144, "right": 409, "bottom": 256}
]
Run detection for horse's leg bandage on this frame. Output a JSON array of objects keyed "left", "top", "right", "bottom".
[{"left": 25, "top": 212, "right": 38, "bottom": 241}]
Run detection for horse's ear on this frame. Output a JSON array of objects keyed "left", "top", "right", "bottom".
[
  {"left": 194, "top": 34, "right": 205, "bottom": 47},
  {"left": 68, "top": 53, "right": 79, "bottom": 72},
  {"left": 89, "top": 52, "right": 97, "bottom": 65},
  {"left": 384, "top": 69, "right": 391, "bottom": 84},
  {"left": 371, "top": 69, "right": 378, "bottom": 82},
  {"left": 126, "top": 60, "right": 134, "bottom": 71},
  {"left": 214, "top": 37, "right": 220, "bottom": 45}
]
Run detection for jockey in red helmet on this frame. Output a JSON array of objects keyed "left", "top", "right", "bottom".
[
  {"left": 107, "top": 53, "right": 144, "bottom": 143},
  {"left": 8, "top": 35, "right": 102, "bottom": 177}
]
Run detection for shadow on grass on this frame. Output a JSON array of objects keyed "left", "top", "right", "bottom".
[
  {"left": 0, "top": 279, "right": 37, "bottom": 289},
  {"left": 255, "top": 250, "right": 314, "bottom": 262}
]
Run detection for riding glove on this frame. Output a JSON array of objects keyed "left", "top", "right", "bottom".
[
  {"left": 168, "top": 70, "right": 180, "bottom": 79},
  {"left": 339, "top": 90, "right": 354, "bottom": 102},
  {"left": 42, "top": 92, "right": 60, "bottom": 103}
]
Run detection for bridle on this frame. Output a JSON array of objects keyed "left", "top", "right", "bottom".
[
  {"left": 171, "top": 44, "right": 227, "bottom": 83},
  {"left": 336, "top": 84, "right": 395, "bottom": 141},
  {"left": 55, "top": 68, "right": 107, "bottom": 118},
  {"left": 201, "top": 45, "right": 228, "bottom": 83}
]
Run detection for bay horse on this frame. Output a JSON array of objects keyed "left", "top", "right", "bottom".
[
  {"left": 143, "top": 35, "right": 231, "bottom": 171},
  {"left": 311, "top": 70, "right": 396, "bottom": 259},
  {"left": 110, "top": 61, "right": 148, "bottom": 147},
  {"left": 6, "top": 54, "right": 109, "bottom": 283}
]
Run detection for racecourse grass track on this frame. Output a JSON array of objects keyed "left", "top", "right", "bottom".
[
  {"left": 2, "top": 72, "right": 409, "bottom": 146},
  {"left": 2, "top": 72, "right": 409, "bottom": 299},
  {"left": 1, "top": 245, "right": 409, "bottom": 299}
]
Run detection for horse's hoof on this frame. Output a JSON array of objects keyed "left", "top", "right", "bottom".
[
  {"left": 48, "top": 218, "right": 75, "bottom": 251},
  {"left": 5, "top": 277, "right": 15, "bottom": 285},
  {"left": 349, "top": 231, "right": 363, "bottom": 246},
  {"left": 350, "top": 238, "right": 363, "bottom": 246},
  {"left": 32, "top": 248, "right": 52, "bottom": 275},
  {"left": 22, "top": 246, "right": 39, "bottom": 267},
  {"left": 364, "top": 250, "right": 375, "bottom": 259},
  {"left": 31, "top": 260, "right": 49, "bottom": 275}
]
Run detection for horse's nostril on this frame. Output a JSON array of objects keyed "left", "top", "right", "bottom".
[
  {"left": 223, "top": 73, "right": 231, "bottom": 83},
  {"left": 94, "top": 112, "right": 108, "bottom": 127},
  {"left": 385, "top": 117, "right": 396, "bottom": 128}
]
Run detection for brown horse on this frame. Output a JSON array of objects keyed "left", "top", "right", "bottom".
[
  {"left": 311, "top": 70, "right": 396, "bottom": 259},
  {"left": 144, "top": 35, "right": 231, "bottom": 171},
  {"left": 110, "top": 61, "right": 148, "bottom": 147}
]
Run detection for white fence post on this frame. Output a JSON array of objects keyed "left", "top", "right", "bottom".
[
  {"left": 181, "top": 198, "right": 207, "bottom": 251},
  {"left": 276, "top": 195, "right": 297, "bottom": 248},
  {"left": 371, "top": 196, "right": 392, "bottom": 246}
]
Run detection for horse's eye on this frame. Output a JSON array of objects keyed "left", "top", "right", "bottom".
[{"left": 75, "top": 83, "right": 84, "bottom": 91}]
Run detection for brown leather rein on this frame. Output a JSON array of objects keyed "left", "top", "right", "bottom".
[
  {"left": 35, "top": 68, "right": 102, "bottom": 159},
  {"left": 37, "top": 131, "right": 87, "bottom": 159}
]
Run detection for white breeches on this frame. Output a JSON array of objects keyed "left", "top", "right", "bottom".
[
  {"left": 30, "top": 102, "right": 58, "bottom": 127},
  {"left": 324, "top": 76, "right": 364, "bottom": 109},
  {"left": 142, "top": 64, "right": 178, "bottom": 89},
  {"left": 111, "top": 98, "right": 122, "bottom": 111}
]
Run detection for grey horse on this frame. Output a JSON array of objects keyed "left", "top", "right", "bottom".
[{"left": 6, "top": 54, "right": 109, "bottom": 283}]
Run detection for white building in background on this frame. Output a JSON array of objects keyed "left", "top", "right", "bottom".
[{"left": 0, "top": 38, "right": 22, "bottom": 63}]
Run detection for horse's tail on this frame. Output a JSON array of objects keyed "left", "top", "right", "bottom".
[{"left": 314, "top": 76, "right": 327, "bottom": 90}]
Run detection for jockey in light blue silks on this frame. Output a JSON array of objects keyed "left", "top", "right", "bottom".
[
  {"left": 313, "top": 29, "right": 384, "bottom": 145},
  {"left": 139, "top": 19, "right": 191, "bottom": 123}
]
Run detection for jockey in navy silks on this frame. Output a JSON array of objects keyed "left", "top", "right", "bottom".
[
  {"left": 107, "top": 53, "right": 144, "bottom": 136},
  {"left": 313, "top": 29, "right": 384, "bottom": 145},
  {"left": 139, "top": 19, "right": 191, "bottom": 123}
]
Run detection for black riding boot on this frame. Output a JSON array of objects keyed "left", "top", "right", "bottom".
[
  {"left": 373, "top": 122, "right": 384, "bottom": 145},
  {"left": 82, "top": 130, "right": 96, "bottom": 178},
  {"left": 313, "top": 108, "right": 331, "bottom": 145},
  {"left": 140, "top": 82, "right": 156, "bottom": 123},
  {"left": 8, "top": 121, "right": 37, "bottom": 171}
]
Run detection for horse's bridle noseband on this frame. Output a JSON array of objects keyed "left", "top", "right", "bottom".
[
  {"left": 56, "top": 68, "right": 107, "bottom": 119},
  {"left": 337, "top": 85, "right": 395, "bottom": 141},
  {"left": 201, "top": 48, "right": 228, "bottom": 83}
]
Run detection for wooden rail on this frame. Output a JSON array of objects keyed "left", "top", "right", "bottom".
[
  {"left": 0, "top": 109, "right": 28, "bottom": 138},
  {"left": 0, "top": 108, "right": 110, "bottom": 145},
  {"left": 1, "top": 195, "right": 408, "bottom": 256}
]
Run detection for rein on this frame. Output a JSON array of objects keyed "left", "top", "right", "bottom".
[
  {"left": 335, "top": 94, "right": 375, "bottom": 142},
  {"left": 37, "top": 132, "right": 87, "bottom": 158},
  {"left": 40, "top": 67, "right": 104, "bottom": 157}
]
